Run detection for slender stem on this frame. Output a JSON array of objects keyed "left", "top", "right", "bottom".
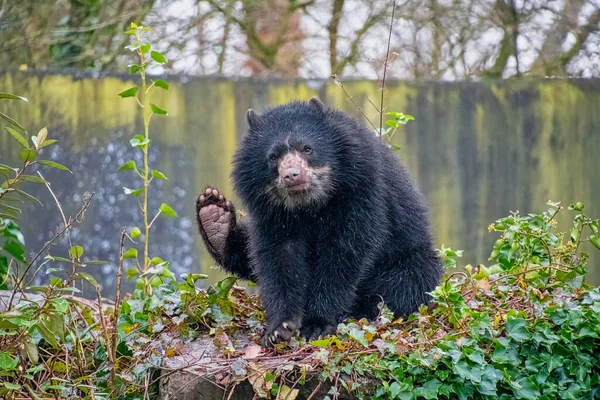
[
  {"left": 379, "top": 0, "right": 396, "bottom": 137},
  {"left": 137, "top": 36, "right": 151, "bottom": 272}
]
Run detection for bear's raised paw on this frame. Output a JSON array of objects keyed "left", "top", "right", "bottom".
[{"left": 196, "top": 186, "right": 235, "bottom": 259}]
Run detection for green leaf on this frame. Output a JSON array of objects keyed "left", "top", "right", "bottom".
[
  {"left": 37, "top": 160, "right": 71, "bottom": 172},
  {"left": 123, "top": 248, "right": 138, "bottom": 259},
  {"left": 123, "top": 187, "right": 143, "bottom": 196},
  {"left": 6, "top": 127, "right": 29, "bottom": 148},
  {"left": 141, "top": 42, "right": 151, "bottom": 54},
  {"left": 505, "top": 317, "right": 531, "bottom": 342},
  {"left": 118, "top": 87, "right": 138, "bottom": 98},
  {"left": 125, "top": 29, "right": 136, "bottom": 35},
  {"left": 385, "top": 119, "right": 398, "bottom": 129},
  {"left": 19, "top": 175, "right": 47, "bottom": 183},
  {"left": 18, "top": 149, "right": 37, "bottom": 162},
  {"left": 131, "top": 227, "right": 141, "bottom": 239},
  {"left": 0, "top": 93, "right": 28, "bottom": 102},
  {"left": 3, "top": 382, "right": 20, "bottom": 390},
  {"left": 130, "top": 22, "right": 138, "bottom": 28},
  {"left": 349, "top": 327, "right": 368, "bottom": 347},
  {"left": 589, "top": 235, "right": 600, "bottom": 250},
  {"left": 72, "top": 272, "right": 98, "bottom": 288},
  {"left": 569, "top": 202, "right": 585, "bottom": 211},
  {"left": 118, "top": 160, "right": 137, "bottom": 171},
  {"left": 390, "top": 382, "right": 402, "bottom": 398},
  {"left": 151, "top": 169, "right": 167, "bottom": 179},
  {"left": 419, "top": 379, "right": 442, "bottom": 400},
  {"left": 51, "top": 298, "right": 69, "bottom": 314},
  {"left": 69, "top": 246, "right": 84, "bottom": 258},
  {"left": 36, "top": 322, "right": 59, "bottom": 348},
  {"left": 127, "top": 267, "right": 139, "bottom": 281},
  {"left": 159, "top": 203, "right": 177, "bottom": 217},
  {"left": 14, "top": 189, "right": 43, "bottom": 206},
  {"left": 0, "top": 111, "right": 26, "bottom": 132},
  {"left": 39, "top": 139, "right": 58, "bottom": 149},
  {"left": 151, "top": 51, "right": 167, "bottom": 64},
  {"left": 0, "top": 352, "right": 18, "bottom": 371},
  {"left": 129, "top": 64, "right": 141, "bottom": 75},
  {"left": 217, "top": 276, "right": 237, "bottom": 299},
  {"left": 513, "top": 376, "right": 540, "bottom": 399},
  {"left": 154, "top": 79, "right": 169, "bottom": 90},
  {"left": 150, "top": 103, "right": 168, "bottom": 115},
  {"left": 130, "top": 135, "right": 151, "bottom": 148}
]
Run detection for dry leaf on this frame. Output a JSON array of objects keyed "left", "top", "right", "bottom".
[{"left": 243, "top": 344, "right": 263, "bottom": 359}]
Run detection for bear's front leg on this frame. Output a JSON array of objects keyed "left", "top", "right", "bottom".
[
  {"left": 196, "top": 186, "right": 255, "bottom": 280},
  {"left": 251, "top": 231, "right": 309, "bottom": 347},
  {"left": 301, "top": 237, "right": 373, "bottom": 342}
]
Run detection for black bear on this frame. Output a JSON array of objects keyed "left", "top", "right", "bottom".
[{"left": 196, "top": 98, "right": 442, "bottom": 347}]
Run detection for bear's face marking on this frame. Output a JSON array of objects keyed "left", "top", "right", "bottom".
[{"left": 265, "top": 149, "right": 333, "bottom": 210}]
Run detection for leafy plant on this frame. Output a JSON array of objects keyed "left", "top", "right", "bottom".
[{"left": 118, "top": 23, "right": 176, "bottom": 291}]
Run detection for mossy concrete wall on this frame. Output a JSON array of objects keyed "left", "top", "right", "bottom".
[{"left": 1, "top": 72, "right": 599, "bottom": 291}]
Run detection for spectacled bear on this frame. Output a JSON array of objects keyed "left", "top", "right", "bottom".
[{"left": 196, "top": 98, "right": 442, "bottom": 347}]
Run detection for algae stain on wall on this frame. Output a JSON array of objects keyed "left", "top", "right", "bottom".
[{"left": 2, "top": 72, "right": 600, "bottom": 292}]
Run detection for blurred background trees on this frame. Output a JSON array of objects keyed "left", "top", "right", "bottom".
[{"left": 0, "top": 0, "right": 599, "bottom": 79}]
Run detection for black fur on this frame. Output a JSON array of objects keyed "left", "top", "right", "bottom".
[{"left": 198, "top": 99, "right": 442, "bottom": 344}]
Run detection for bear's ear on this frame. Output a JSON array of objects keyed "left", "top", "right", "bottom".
[
  {"left": 246, "top": 109, "right": 258, "bottom": 128},
  {"left": 308, "top": 97, "right": 325, "bottom": 113}
]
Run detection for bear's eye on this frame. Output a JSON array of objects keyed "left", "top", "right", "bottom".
[
  {"left": 303, "top": 146, "right": 313, "bottom": 154},
  {"left": 268, "top": 154, "right": 278, "bottom": 163}
]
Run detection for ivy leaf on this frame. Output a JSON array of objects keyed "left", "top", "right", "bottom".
[
  {"left": 159, "top": 203, "right": 177, "bottom": 217},
  {"left": 150, "top": 103, "right": 168, "bottom": 115},
  {"left": 512, "top": 376, "right": 540, "bottom": 399},
  {"left": 349, "top": 327, "right": 368, "bottom": 347},
  {"left": 118, "top": 87, "right": 138, "bottom": 98},
  {"left": 6, "top": 127, "right": 29, "bottom": 148},
  {"left": 505, "top": 317, "right": 531, "bottom": 342},
  {"left": 151, "top": 51, "right": 167, "bottom": 64}
]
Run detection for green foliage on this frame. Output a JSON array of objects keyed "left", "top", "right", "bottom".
[{"left": 119, "top": 22, "right": 173, "bottom": 283}]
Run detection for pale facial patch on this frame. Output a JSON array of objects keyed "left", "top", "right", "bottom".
[{"left": 267, "top": 151, "right": 333, "bottom": 209}]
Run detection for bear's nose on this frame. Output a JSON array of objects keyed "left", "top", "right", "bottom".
[{"left": 283, "top": 168, "right": 301, "bottom": 183}]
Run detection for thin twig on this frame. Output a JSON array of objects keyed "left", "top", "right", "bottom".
[
  {"left": 7, "top": 191, "right": 95, "bottom": 309},
  {"left": 306, "top": 381, "right": 322, "bottom": 400},
  {"left": 378, "top": 0, "right": 397, "bottom": 137},
  {"left": 110, "top": 229, "right": 127, "bottom": 387}
]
